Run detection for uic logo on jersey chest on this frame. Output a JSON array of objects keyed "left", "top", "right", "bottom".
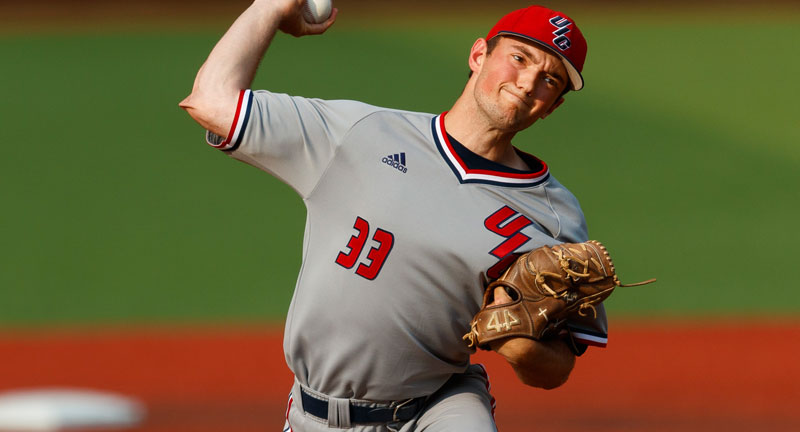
[{"left": 382, "top": 152, "right": 408, "bottom": 174}]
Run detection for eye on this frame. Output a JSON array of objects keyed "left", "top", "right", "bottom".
[
  {"left": 543, "top": 76, "right": 558, "bottom": 86},
  {"left": 511, "top": 54, "right": 524, "bottom": 63}
]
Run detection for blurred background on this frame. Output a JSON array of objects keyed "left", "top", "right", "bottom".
[
  {"left": 2, "top": 0, "right": 799, "bottom": 326},
  {"left": 1, "top": 0, "right": 798, "bottom": 430}
]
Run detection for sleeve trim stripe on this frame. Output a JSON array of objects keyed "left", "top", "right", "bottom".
[
  {"left": 210, "top": 89, "right": 252, "bottom": 150},
  {"left": 572, "top": 331, "right": 608, "bottom": 347},
  {"left": 230, "top": 92, "right": 253, "bottom": 151}
]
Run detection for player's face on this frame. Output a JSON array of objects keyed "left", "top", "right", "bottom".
[{"left": 470, "top": 36, "right": 568, "bottom": 132}]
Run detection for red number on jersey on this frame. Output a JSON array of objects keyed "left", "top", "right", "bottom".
[
  {"left": 356, "top": 229, "right": 394, "bottom": 280},
  {"left": 335, "top": 217, "right": 370, "bottom": 269},
  {"left": 336, "top": 217, "right": 394, "bottom": 281}
]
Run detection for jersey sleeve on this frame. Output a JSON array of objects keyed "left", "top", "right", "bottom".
[
  {"left": 566, "top": 304, "right": 608, "bottom": 352},
  {"left": 544, "top": 177, "right": 609, "bottom": 354},
  {"left": 205, "top": 89, "right": 383, "bottom": 198},
  {"left": 543, "top": 178, "right": 588, "bottom": 244}
]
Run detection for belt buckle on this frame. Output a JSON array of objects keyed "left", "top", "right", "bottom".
[{"left": 391, "top": 398, "right": 415, "bottom": 422}]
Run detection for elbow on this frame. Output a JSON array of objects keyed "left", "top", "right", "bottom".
[
  {"left": 515, "top": 352, "right": 575, "bottom": 390},
  {"left": 522, "top": 374, "right": 569, "bottom": 390},
  {"left": 492, "top": 336, "right": 578, "bottom": 390},
  {"left": 178, "top": 90, "right": 229, "bottom": 137},
  {"left": 179, "top": 92, "right": 208, "bottom": 120},
  {"left": 517, "top": 365, "right": 572, "bottom": 389},
  {"left": 178, "top": 92, "right": 202, "bottom": 121},
  {"left": 178, "top": 94, "right": 194, "bottom": 111}
]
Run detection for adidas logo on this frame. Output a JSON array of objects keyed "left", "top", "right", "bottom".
[{"left": 381, "top": 152, "right": 408, "bottom": 173}]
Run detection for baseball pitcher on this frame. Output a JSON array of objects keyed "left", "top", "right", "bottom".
[{"left": 180, "top": 1, "right": 640, "bottom": 431}]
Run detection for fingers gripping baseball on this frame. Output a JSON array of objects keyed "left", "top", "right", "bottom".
[{"left": 276, "top": 0, "right": 337, "bottom": 37}]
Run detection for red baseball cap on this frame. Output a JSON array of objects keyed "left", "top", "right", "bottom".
[{"left": 486, "top": 5, "right": 587, "bottom": 91}]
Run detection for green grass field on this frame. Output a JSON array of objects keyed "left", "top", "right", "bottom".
[{"left": 2, "top": 6, "right": 799, "bottom": 326}]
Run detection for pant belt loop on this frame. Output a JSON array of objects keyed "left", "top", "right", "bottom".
[
  {"left": 327, "top": 396, "right": 351, "bottom": 428},
  {"left": 392, "top": 398, "right": 415, "bottom": 422}
]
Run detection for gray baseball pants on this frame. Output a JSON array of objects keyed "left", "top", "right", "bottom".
[{"left": 283, "top": 364, "right": 497, "bottom": 432}]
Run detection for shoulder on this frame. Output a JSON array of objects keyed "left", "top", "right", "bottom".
[
  {"left": 252, "top": 90, "right": 434, "bottom": 125},
  {"left": 543, "top": 175, "right": 580, "bottom": 206},
  {"left": 542, "top": 174, "right": 588, "bottom": 243}
]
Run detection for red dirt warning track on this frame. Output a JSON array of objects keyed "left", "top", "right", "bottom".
[{"left": 1, "top": 322, "right": 798, "bottom": 431}]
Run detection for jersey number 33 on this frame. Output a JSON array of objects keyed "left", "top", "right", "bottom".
[{"left": 334, "top": 206, "right": 532, "bottom": 282}]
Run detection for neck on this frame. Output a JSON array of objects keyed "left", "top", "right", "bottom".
[{"left": 445, "top": 95, "right": 530, "bottom": 171}]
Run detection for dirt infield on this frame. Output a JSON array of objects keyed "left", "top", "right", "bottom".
[{"left": 1, "top": 322, "right": 798, "bottom": 431}]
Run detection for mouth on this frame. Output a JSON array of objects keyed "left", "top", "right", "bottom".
[{"left": 501, "top": 88, "right": 532, "bottom": 108}]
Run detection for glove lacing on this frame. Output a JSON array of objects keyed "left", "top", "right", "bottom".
[
  {"left": 526, "top": 247, "right": 607, "bottom": 319},
  {"left": 463, "top": 321, "right": 479, "bottom": 348}
]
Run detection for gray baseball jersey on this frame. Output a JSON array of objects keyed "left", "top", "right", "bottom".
[{"left": 207, "top": 89, "right": 607, "bottom": 402}]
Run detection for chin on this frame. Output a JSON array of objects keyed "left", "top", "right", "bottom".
[
  {"left": 501, "top": 111, "right": 537, "bottom": 132},
  {"left": 499, "top": 105, "right": 539, "bottom": 130},
  {"left": 475, "top": 94, "right": 537, "bottom": 131}
]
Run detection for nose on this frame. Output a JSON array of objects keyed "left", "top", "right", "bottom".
[{"left": 517, "top": 68, "right": 538, "bottom": 97}]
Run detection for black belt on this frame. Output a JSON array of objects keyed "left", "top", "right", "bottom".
[{"left": 300, "top": 388, "right": 427, "bottom": 424}]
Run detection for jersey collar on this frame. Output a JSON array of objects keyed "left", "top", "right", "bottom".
[{"left": 431, "top": 113, "right": 550, "bottom": 187}]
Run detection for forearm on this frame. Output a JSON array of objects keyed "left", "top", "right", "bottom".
[
  {"left": 180, "top": 1, "right": 283, "bottom": 136},
  {"left": 196, "top": 1, "right": 282, "bottom": 91},
  {"left": 179, "top": 0, "right": 336, "bottom": 137},
  {"left": 489, "top": 336, "right": 575, "bottom": 389}
]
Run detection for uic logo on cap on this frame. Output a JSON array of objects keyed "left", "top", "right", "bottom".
[{"left": 549, "top": 16, "right": 572, "bottom": 51}]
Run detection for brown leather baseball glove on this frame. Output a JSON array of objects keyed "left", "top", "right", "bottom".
[{"left": 463, "top": 240, "right": 654, "bottom": 350}]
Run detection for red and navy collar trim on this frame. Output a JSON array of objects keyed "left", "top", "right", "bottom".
[{"left": 431, "top": 113, "right": 550, "bottom": 187}]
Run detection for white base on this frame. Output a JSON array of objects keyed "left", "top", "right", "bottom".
[{"left": 0, "top": 388, "right": 145, "bottom": 431}]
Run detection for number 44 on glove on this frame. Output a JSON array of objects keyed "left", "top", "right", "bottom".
[{"left": 463, "top": 240, "right": 655, "bottom": 350}]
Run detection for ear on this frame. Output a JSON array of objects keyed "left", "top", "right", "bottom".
[
  {"left": 540, "top": 96, "right": 565, "bottom": 119},
  {"left": 468, "top": 38, "right": 488, "bottom": 75}
]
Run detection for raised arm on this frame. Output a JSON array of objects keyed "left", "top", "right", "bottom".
[{"left": 179, "top": 0, "right": 337, "bottom": 137}]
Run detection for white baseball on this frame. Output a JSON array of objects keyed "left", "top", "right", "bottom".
[{"left": 303, "top": 0, "right": 332, "bottom": 24}]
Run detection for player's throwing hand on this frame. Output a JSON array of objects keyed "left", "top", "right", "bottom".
[{"left": 272, "top": 0, "right": 337, "bottom": 37}]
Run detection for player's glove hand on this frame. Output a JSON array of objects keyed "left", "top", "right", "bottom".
[{"left": 463, "top": 240, "right": 655, "bottom": 350}]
